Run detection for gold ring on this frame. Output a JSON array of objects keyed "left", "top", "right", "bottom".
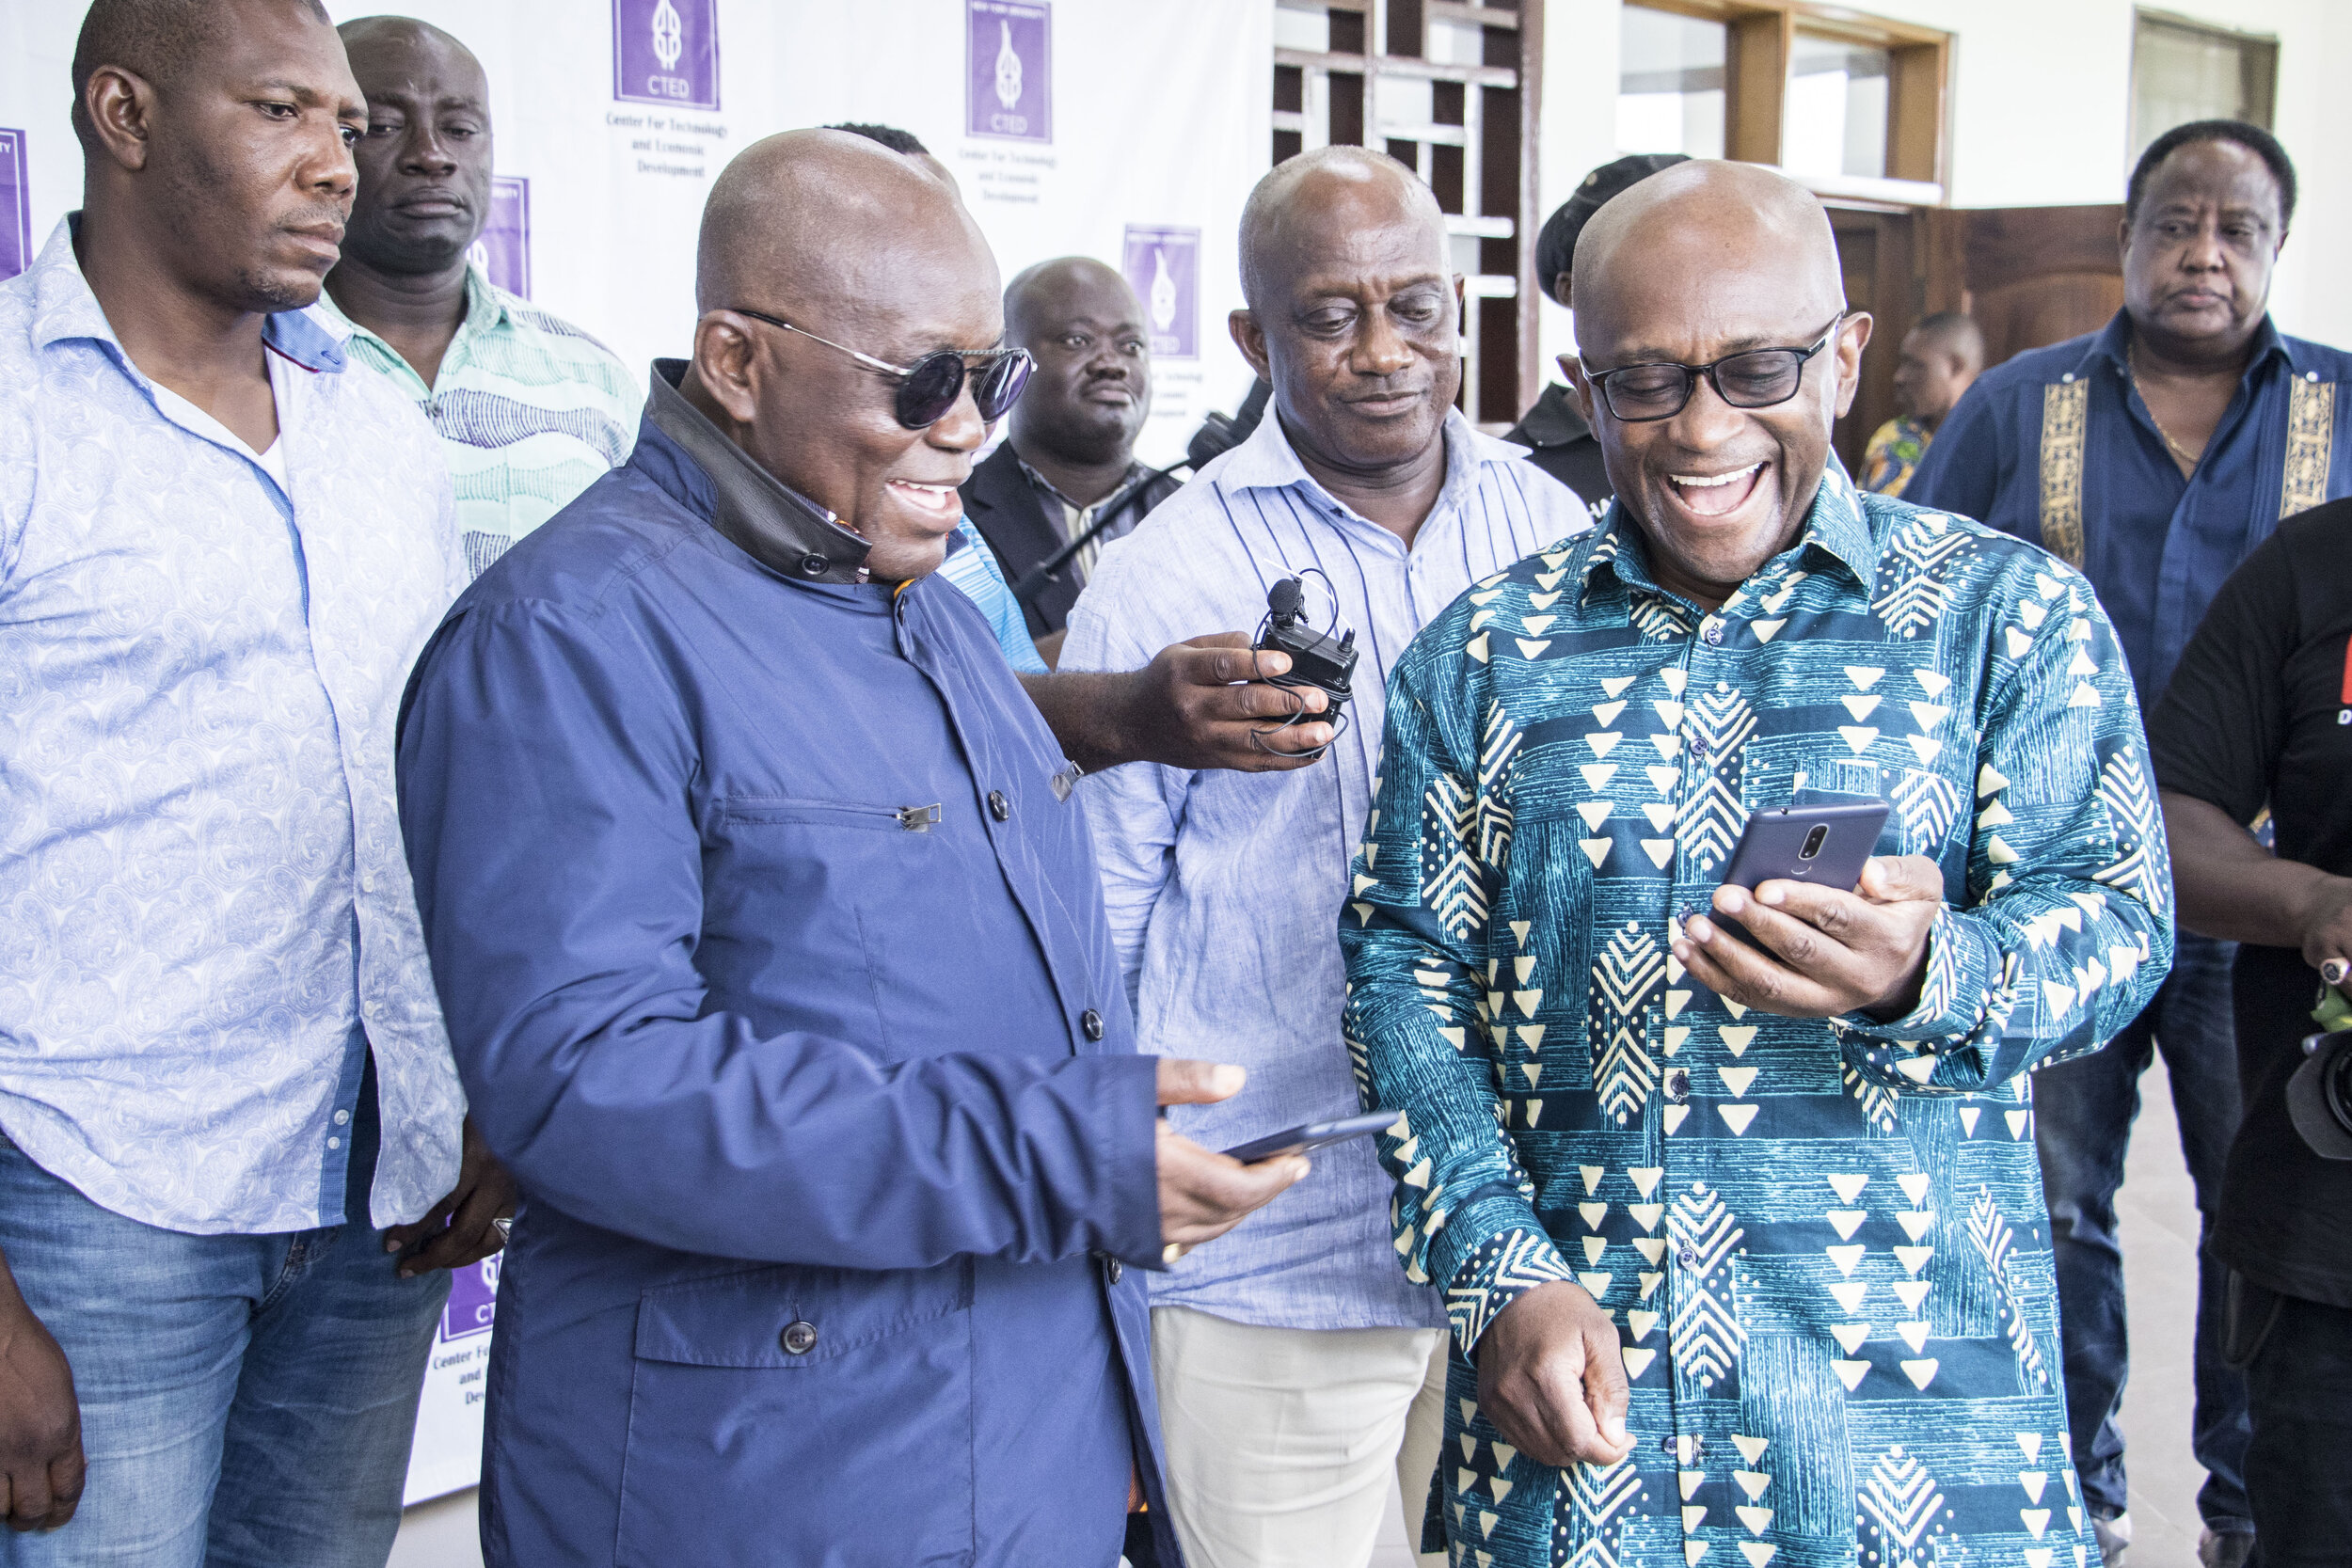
[{"left": 1162, "top": 1243, "right": 1185, "bottom": 1265}]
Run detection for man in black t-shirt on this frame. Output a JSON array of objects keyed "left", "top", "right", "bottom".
[{"left": 2150, "top": 496, "right": 2352, "bottom": 1555}]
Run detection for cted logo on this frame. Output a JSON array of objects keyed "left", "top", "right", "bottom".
[
  {"left": 0, "top": 131, "right": 29, "bottom": 283},
  {"left": 440, "top": 1253, "right": 501, "bottom": 1342},
  {"left": 1122, "top": 226, "right": 1199, "bottom": 360},
  {"left": 965, "top": 0, "right": 1051, "bottom": 143},
  {"left": 613, "top": 0, "right": 721, "bottom": 111},
  {"left": 467, "top": 177, "right": 532, "bottom": 299}
]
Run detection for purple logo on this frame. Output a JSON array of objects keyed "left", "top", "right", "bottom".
[
  {"left": 1122, "top": 226, "right": 1199, "bottom": 360},
  {"left": 965, "top": 1, "right": 1051, "bottom": 143},
  {"left": 0, "top": 132, "right": 29, "bottom": 282},
  {"left": 468, "top": 177, "right": 532, "bottom": 298},
  {"left": 612, "top": 0, "right": 721, "bottom": 111},
  {"left": 439, "top": 1254, "right": 500, "bottom": 1342}
]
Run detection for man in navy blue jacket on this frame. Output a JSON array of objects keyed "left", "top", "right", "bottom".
[
  {"left": 1907, "top": 120, "right": 2352, "bottom": 1566},
  {"left": 395, "top": 130, "right": 1306, "bottom": 1568}
]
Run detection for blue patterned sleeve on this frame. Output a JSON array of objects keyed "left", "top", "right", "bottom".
[
  {"left": 937, "top": 519, "right": 1047, "bottom": 675},
  {"left": 1341, "top": 636, "right": 1579, "bottom": 1359},
  {"left": 1835, "top": 559, "right": 2175, "bottom": 1094}
]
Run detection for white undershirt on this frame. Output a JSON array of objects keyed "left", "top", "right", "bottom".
[{"left": 151, "top": 381, "right": 287, "bottom": 491}]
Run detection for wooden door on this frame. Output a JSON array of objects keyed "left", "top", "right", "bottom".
[
  {"left": 1826, "top": 204, "right": 1919, "bottom": 477},
  {"left": 1923, "top": 204, "right": 2125, "bottom": 369}
]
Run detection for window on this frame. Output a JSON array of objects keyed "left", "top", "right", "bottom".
[
  {"left": 2130, "top": 10, "right": 2276, "bottom": 168},
  {"left": 1783, "top": 32, "right": 1890, "bottom": 181},
  {"left": 1617, "top": 6, "right": 1726, "bottom": 161}
]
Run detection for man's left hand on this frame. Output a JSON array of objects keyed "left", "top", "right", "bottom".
[
  {"left": 1673, "top": 855, "right": 1944, "bottom": 1021},
  {"left": 384, "top": 1118, "right": 518, "bottom": 1278}
]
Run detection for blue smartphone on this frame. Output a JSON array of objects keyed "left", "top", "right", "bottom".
[
  {"left": 1220, "top": 1110, "right": 1401, "bottom": 1164},
  {"left": 1712, "top": 800, "right": 1890, "bottom": 948}
]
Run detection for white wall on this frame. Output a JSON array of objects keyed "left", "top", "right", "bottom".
[{"left": 1538, "top": 0, "right": 2352, "bottom": 376}]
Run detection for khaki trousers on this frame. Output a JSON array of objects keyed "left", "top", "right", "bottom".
[{"left": 1150, "top": 1306, "right": 1449, "bottom": 1568}]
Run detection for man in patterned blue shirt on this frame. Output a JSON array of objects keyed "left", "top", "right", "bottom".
[{"left": 1343, "top": 160, "right": 2172, "bottom": 1567}]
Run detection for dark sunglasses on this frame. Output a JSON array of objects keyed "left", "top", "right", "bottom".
[
  {"left": 1580, "top": 313, "right": 1847, "bottom": 423},
  {"left": 727, "top": 307, "right": 1034, "bottom": 428}
]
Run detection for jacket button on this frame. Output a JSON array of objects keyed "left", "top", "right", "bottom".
[
  {"left": 1082, "top": 1008, "right": 1104, "bottom": 1041},
  {"left": 988, "top": 790, "right": 1009, "bottom": 821},
  {"left": 799, "top": 553, "right": 829, "bottom": 576},
  {"left": 780, "top": 1320, "right": 818, "bottom": 1355},
  {"left": 1106, "top": 1256, "right": 1124, "bottom": 1285}
]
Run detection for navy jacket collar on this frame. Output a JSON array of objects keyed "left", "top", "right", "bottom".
[{"left": 642, "top": 359, "right": 875, "bottom": 586}]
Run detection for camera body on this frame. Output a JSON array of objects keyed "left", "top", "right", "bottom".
[
  {"left": 1253, "top": 577, "right": 1358, "bottom": 725},
  {"left": 2289, "top": 1027, "right": 2352, "bottom": 1159}
]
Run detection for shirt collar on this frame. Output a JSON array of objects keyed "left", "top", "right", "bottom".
[
  {"left": 1012, "top": 450, "right": 1152, "bottom": 515},
  {"left": 2083, "top": 307, "right": 2291, "bottom": 383},
  {"left": 1214, "top": 401, "right": 1520, "bottom": 530},
  {"left": 643, "top": 358, "right": 876, "bottom": 586},
  {"left": 308, "top": 261, "right": 505, "bottom": 372},
  {"left": 30, "top": 214, "right": 347, "bottom": 375},
  {"left": 1578, "top": 455, "right": 1880, "bottom": 605}
]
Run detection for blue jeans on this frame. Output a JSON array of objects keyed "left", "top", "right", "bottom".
[
  {"left": 2034, "top": 930, "right": 2251, "bottom": 1532},
  {"left": 0, "top": 1135, "right": 448, "bottom": 1567}
]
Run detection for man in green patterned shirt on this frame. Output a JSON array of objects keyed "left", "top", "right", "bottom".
[{"left": 320, "top": 17, "right": 638, "bottom": 580}]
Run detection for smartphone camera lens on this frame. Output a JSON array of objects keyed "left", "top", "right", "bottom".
[{"left": 1799, "top": 824, "right": 1829, "bottom": 861}]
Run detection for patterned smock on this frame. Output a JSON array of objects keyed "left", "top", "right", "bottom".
[{"left": 1341, "top": 467, "right": 2172, "bottom": 1568}]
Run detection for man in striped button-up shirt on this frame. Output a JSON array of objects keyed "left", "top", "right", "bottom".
[{"left": 1061, "top": 147, "right": 1589, "bottom": 1568}]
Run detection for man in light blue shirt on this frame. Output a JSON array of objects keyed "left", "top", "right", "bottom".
[
  {"left": 1061, "top": 147, "right": 1589, "bottom": 1568},
  {"left": 0, "top": 2, "right": 504, "bottom": 1558}
]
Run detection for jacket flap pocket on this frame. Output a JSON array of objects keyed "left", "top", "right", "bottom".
[{"left": 632, "top": 1260, "right": 971, "bottom": 1369}]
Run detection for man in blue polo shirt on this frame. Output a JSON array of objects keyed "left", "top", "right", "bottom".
[{"left": 1907, "top": 118, "right": 2352, "bottom": 1568}]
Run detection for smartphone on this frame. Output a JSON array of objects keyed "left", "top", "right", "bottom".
[
  {"left": 1220, "top": 1110, "right": 1402, "bottom": 1164},
  {"left": 1712, "top": 800, "right": 1890, "bottom": 948}
]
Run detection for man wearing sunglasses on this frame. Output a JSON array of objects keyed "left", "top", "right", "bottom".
[
  {"left": 1343, "top": 159, "right": 2172, "bottom": 1568},
  {"left": 395, "top": 129, "right": 1309, "bottom": 1568}
]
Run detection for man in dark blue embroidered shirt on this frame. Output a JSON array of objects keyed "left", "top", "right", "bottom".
[{"left": 1908, "top": 119, "right": 2352, "bottom": 1565}]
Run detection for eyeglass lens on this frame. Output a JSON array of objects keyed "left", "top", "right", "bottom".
[
  {"left": 893, "top": 351, "right": 1033, "bottom": 429},
  {"left": 1604, "top": 348, "right": 1812, "bottom": 421}
]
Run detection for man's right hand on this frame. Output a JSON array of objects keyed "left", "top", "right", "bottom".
[
  {"left": 1152, "top": 1060, "right": 1310, "bottom": 1262},
  {"left": 0, "top": 1276, "right": 83, "bottom": 1532},
  {"left": 1475, "top": 1280, "right": 1633, "bottom": 1470},
  {"left": 2296, "top": 873, "right": 2352, "bottom": 981},
  {"left": 1025, "top": 634, "right": 1335, "bottom": 775}
]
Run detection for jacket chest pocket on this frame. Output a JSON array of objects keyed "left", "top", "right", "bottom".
[
  {"left": 617, "top": 1261, "right": 976, "bottom": 1567},
  {"left": 703, "top": 799, "right": 944, "bottom": 1064}
]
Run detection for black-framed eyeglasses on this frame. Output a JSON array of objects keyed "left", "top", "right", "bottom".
[
  {"left": 726, "top": 307, "right": 1035, "bottom": 429},
  {"left": 1580, "top": 313, "right": 1847, "bottom": 423}
]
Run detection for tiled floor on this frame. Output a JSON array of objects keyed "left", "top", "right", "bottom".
[{"left": 391, "top": 1070, "right": 2215, "bottom": 1568}]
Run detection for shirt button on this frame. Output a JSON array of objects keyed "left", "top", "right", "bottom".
[
  {"left": 1081, "top": 1008, "right": 1104, "bottom": 1041},
  {"left": 798, "top": 553, "right": 830, "bottom": 577},
  {"left": 781, "top": 1320, "right": 818, "bottom": 1355},
  {"left": 1677, "top": 1247, "right": 1700, "bottom": 1269},
  {"left": 359, "top": 874, "right": 375, "bottom": 895},
  {"left": 1689, "top": 734, "right": 1709, "bottom": 758},
  {"left": 1704, "top": 624, "right": 1724, "bottom": 645},
  {"left": 326, "top": 1136, "right": 342, "bottom": 1150},
  {"left": 333, "top": 1109, "right": 351, "bottom": 1125},
  {"left": 988, "top": 791, "right": 1010, "bottom": 821},
  {"left": 1664, "top": 1067, "right": 1691, "bottom": 1102}
]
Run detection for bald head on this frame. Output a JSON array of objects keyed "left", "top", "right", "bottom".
[
  {"left": 72, "top": 0, "right": 330, "bottom": 150},
  {"left": 339, "top": 15, "right": 478, "bottom": 74},
  {"left": 696, "top": 128, "right": 993, "bottom": 326},
  {"left": 1005, "top": 257, "right": 1136, "bottom": 345},
  {"left": 1239, "top": 147, "right": 1447, "bottom": 314},
  {"left": 1573, "top": 159, "right": 1842, "bottom": 334}
]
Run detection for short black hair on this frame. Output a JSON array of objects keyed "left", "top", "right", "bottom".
[
  {"left": 1535, "top": 152, "right": 1689, "bottom": 306},
  {"left": 827, "top": 122, "right": 929, "bottom": 157},
  {"left": 2126, "top": 119, "right": 2296, "bottom": 229},
  {"left": 72, "top": 0, "right": 329, "bottom": 149}
]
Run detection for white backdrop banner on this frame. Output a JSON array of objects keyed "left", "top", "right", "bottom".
[{"left": 1, "top": 0, "right": 1272, "bottom": 1505}]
